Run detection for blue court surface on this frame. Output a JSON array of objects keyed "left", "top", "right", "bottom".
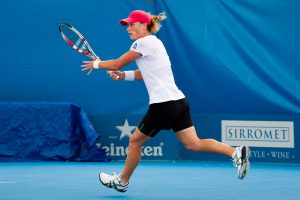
[{"left": 0, "top": 161, "right": 299, "bottom": 200}]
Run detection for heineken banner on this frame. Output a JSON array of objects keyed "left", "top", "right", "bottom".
[
  {"left": 91, "top": 114, "right": 299, "bottom": 164},
  {"left": 91, "top": 115, "right": 179, "bottom": 161}
]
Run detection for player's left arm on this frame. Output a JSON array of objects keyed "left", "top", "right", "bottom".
[
  {"left": 108, "top": 69, "right": 143, "bottom": 81},
  {"left": 133, "top": 70, "right": 143, "bottom": 80}
]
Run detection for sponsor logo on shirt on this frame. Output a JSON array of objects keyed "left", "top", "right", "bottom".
[{"left": 132, "top": 43, "right": 138, "bottom": 49}]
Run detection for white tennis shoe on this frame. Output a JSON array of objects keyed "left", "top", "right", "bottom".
[
  {"left": 232, "top": 146, "right": 250, "bottom": 179},
  {"left": 99, "top": 172, "right": 129, "bottom": 192}
]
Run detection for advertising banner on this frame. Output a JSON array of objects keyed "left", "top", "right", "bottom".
[
  {"left": 221, "top": 120, "right": 294, "bottom": 148},
  {"left": 180, "top": 114, "right": 299, "bottom": 163},
  {"left": 91, "top": 115, "right": 179, "bottom": 161},
  {"left": 92, "top": 114, "right": 299, "bottom": 164}
]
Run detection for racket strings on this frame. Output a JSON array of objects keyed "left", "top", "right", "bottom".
[{"left": 59, "top": 23, "right": 98, "bottom": 59}]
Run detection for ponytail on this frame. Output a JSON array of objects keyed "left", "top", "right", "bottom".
[{"left": 147, "top": 12, "right": 167, "bottom": 33}]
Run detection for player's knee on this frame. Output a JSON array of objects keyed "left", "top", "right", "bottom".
[
  {"left": 128, "top": 136, "right": 143, "bottom": 149},
  {"left": 183, "top": 142, "right": 200, "bottom": 152},
  {"left": 182, "top": 139, "right": 206, "bottom": 152}
]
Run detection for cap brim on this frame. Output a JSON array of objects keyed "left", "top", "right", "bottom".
[{"left": 119, "top": 18, "right": 136, "bottom": 26}]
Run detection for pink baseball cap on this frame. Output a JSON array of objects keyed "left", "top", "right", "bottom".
[{"left": 120, "top": 10, "right": 151, "bottom": 26}]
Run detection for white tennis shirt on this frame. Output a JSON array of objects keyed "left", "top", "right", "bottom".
[{"left": 130, "top": 35, "right": 185, "bottom": 104}]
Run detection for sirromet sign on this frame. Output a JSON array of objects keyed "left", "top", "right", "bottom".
[{"left": 221, "top": 120, "right": 294, "bottom": 148}]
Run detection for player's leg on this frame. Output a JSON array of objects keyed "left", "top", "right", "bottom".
[
  {"left": 99, "top": 128, "right": 151, "bottom": 192},
  {"left": 175, "top": 126, "right": 250, "bottom": 179},
  {"left": 175, "top": 126, "right": 234, "bottom": 156},
  {"left": 120, "top": 128, "right": 151, "bottom": 183}
]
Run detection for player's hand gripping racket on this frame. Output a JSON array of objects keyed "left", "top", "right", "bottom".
[{"left": 58, "top": 22, "right": 118, "bottom": 78}]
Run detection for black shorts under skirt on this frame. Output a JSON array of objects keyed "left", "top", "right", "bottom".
[{"left": 137, "top": 98, "right": 193, "bottom": 137}]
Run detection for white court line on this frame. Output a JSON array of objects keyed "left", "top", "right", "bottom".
[{"left": 0, "top": 181, "right": 15, "bottom": 184}]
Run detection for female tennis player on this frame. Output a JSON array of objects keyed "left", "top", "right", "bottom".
[{"left": 81, "top": 10, "right": 250, "bottom": 192}]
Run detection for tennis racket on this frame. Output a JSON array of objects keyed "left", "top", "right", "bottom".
[
  {"left": 58, "top": 22, "right": 98, "bottom": 60},
  {"left": 58, "top": 22, "right": 119, "bottom": 78}
]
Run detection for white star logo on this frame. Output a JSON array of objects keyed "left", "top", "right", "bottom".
[{"left": 116, "top": 119, "right": 136, "bottom": 140}]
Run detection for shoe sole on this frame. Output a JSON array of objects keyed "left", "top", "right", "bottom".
[
  {"left": 113, "top": 184, "right": 127, "bottom": 193},
  {"left": 238, "top": 146, "right": 250, "bottom": 179},
  {"left": 241, "top": 146, "right": 250, "bottom": 160},
  {"left": 98, "top": 173, "right": 128, "bottom": 192}
]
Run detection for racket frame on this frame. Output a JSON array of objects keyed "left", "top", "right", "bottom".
[
  {"left": 59, "top": 23, "right": 98, "bottom": 60},
  {"left": 59, "top": 22, "right": 119, "bottom": 79}
]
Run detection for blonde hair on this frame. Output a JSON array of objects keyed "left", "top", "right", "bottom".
[{"left": 147, "top": 12, "right": 167, "bottom": 33}]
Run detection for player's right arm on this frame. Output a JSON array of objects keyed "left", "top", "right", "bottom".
[{"left": 81, "top": 50, "right": 141, "bottom": 75}]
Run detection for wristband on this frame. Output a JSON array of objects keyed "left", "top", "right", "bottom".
[
  {"left": 93, "top": 59, "right": 101, "bottom": 69},
  {"left": 124, "top": 71, "right": 135, "bottom": 81}
]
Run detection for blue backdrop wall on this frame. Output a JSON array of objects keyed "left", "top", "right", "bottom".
[{"left": 1, "top": 0, "right": 300, "bottom": 163}]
